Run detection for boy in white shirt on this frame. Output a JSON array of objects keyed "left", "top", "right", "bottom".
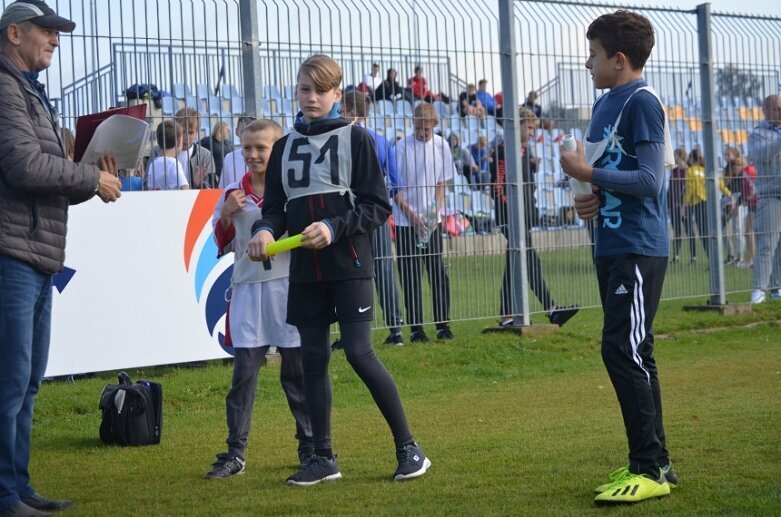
[
  {"left": 205, "top": 119, "right": 312, "bottom": 478},
  {"left": 145, "top": 120, "right": 189, "bottom": 190},
  {"left": 393, "top": 102, "right": 455, "bottom": 342},
  {"left": 219, "top": 116, "right": 255, "bottom": 188}
]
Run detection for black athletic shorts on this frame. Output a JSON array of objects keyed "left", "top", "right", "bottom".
[{"left": 287, "top": 278, "right": 374, "bottom": 327}]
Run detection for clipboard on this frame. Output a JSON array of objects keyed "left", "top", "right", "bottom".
[{"left": 74, "top": 104, "right": 147, "bottom": 163}]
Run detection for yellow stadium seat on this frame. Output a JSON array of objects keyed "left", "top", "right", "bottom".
[{"left": 668, "top": 105, "right": 685, "bottom": 120}]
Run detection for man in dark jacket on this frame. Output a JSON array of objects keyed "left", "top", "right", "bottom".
[{"left": 0, "top": 2, "right": 121, "bottom": 516}]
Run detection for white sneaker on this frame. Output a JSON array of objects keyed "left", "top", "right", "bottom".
[
  {"left": 770, "top": 289, "right": 781, "bottom": 301},
  {"left": 751, "top": 289, "right": 766, "bottom": 304}
]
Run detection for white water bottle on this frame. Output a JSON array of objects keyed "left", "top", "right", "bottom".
[{"left": 561, "top": 133, "right": 592, "bottom": 196}]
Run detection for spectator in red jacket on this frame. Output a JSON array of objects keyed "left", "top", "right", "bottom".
[{"left": 407, "top": 66, "right": 450, "bottom": 104}]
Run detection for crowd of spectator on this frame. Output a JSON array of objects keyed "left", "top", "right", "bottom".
[{"left": 99, "top": 69, "right": 776, "bottom": 313}]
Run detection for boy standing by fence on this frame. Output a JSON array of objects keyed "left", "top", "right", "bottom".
[
  {"left": 340, "top": 91, "right": 405, "bottom": 346},
  {"left": 247, "top": 55, "right": 430, "bottom": 485},
  {"left": 152, "top": 107, "right": 216, "bottom": 188},
  {"left": 560, "top": 10, "right": 677, "bottom": 504},
  {"left": 146, "top": 120, "right": 189, "bottom": 190},
  {"left": 205, "top": 120, "right": 312, "bottom": 479},
  {"left": 393, "top": 102, "right": 455, "bottom": 342}
]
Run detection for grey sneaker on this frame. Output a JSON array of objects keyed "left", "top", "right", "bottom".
[
  {"left": 393, "top": 442, "right": 432, "bottom": 481},
  {"left": 205, "top": 455, "right": 245, "bottom": 479},
  {"left": 286, "top": 455, "right": 342, "bottom": 486}
]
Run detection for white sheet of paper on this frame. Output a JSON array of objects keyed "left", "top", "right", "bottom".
[{"left": 81, "top": 114, "right": 149, "bottom": 170}]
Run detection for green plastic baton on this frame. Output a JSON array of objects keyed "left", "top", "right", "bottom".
[{"left": 266, "top": 234, "right": 304, "bottom": 256}]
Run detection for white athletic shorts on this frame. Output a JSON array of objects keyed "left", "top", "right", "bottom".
[{"left": 228, "top": 277, "right": 300, "bottom": 349}]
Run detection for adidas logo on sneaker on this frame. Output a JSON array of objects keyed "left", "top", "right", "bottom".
[{"left": 614, "top": 284, "right": 628, "bottom": 295}]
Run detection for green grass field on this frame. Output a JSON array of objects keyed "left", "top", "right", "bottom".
[{"left": 32, "top": 299, "right": 781, "bottom": 516}]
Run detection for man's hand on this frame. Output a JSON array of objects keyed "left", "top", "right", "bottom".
[
  {"left": 247, "top": 229, "right": 274, "bottom": 262},
  {"left": 411, "top": 212, "right": 430, "bottom": 238},
  {"left": 573, "top": 188, "right": 601, "bottom": 220},
  {"left": 94, "top": 155, "right": 121, "bottom": 203},
  {"left": 559, "top": 140, "right": 591, "bottom": 182},
  {"left": 301, "top": 222, "right": 332, "bottom": 250},
  {"left": 96, "top": 154, "right": 117, "bottom": 175}
]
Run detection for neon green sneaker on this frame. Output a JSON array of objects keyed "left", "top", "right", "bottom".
[
  {"left": 596, "top": 463, "right": 678, "bottom": 492},
  {"left": 594, "top": 471, "right": 670, "bottom": 504},
  {"left": 594, "top": 466, "right": 629, "bottom": 493}
]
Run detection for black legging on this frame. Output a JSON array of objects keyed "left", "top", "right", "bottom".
[
  {"left": 297, "top": 322, "right": 413, "bottom": 456},
  {"left": 669, "top": 204, "right": 685, "bottom": 258},
  {"left": 685, "top": 201, "right": 710, "bottom": 260}
]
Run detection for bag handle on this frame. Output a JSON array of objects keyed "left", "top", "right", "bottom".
[{"left": 118, "top": 371, "right": 132, "bottom": 385}]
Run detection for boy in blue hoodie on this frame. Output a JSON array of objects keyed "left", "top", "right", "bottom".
[{"left": 247, "top": 55, "right": 430, "bottom": 486}]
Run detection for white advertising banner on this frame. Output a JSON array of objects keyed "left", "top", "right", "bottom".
[{"left": 47, "top": 190, "right": 234, "bottom": 376}]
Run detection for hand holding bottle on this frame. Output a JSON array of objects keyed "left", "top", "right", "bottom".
[
  {"left": 415, "top": 200, "right": 438, "bottom": 248},
  {"left": 561, "top": 133, "right": 592, "bottom": 196}
]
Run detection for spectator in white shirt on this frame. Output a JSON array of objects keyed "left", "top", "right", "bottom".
[
  {"left": 220, "top": 116, "right": 255, "bottom": 188},
  {"left": 146, "top": 120, "right": 189, "bottom": 190},
  {"left": 362, "top": 63, "right": 382, "bottom": 93},
  {"left": 392, "top": 102, "right": 455, "bottom": 342}
]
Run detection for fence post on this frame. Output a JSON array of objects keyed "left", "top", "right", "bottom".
[
  {"left": 498, "top": 0, "right": 531, "bottom": 326},
  {"left": 239, "top": 0, "right": 263, "bottom": 118},
  {"left": 697, "top": 2, "right": 727, "bottom": 305}
]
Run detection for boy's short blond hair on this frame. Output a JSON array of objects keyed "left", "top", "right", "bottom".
[
  {"left": 298, "top": 54, "right": 342, "bottom": 93},
  {"left": 413, "top": 102, "right": 439, "bottom": 126},
  {"left": 175, "top": 107, "right": 200, "bottom": 133},
  {"left": 242, "top": 119, "right": 284, "bottom": 141},
  {"left": 518, "top": 107, "right": 538, "bottom": 123}
]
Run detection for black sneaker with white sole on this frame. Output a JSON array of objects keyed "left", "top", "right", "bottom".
[
  {"left": 548, "top": 305, "right": 579, "bottom": 326},
  {"left": 204, "top": 455, "right": 245, "bottom": 479},
  {"left": 410, "top": 329, "right": 430, "bottom": 343},
  {"left": 383, "top": 332, "right": 404, "bottom": 346},
  {"left": 393, "top": 442, "right": 432, "bottom": 481},
  {"left": 286, "top": 455, "right": 342, "bottom": 486},
  {"left": 436, "top": 326, "right": 454, "bottom": 340}
]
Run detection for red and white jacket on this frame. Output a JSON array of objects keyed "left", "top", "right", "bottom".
[{"left": 212, "top": 172, "right": 290, "bottom": 284}]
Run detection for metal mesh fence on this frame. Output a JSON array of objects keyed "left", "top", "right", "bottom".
[{"left": 6, "top": 0, "right": 780, "bottom": 330}]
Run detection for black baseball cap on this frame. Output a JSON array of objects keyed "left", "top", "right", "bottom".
[{"left": 0, "top": 1, "right": 76, "bottom": 33}]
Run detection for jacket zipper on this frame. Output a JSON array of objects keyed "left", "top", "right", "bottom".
[{"left": 346, "top": 237, "right": 361, "bottom": 268}]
